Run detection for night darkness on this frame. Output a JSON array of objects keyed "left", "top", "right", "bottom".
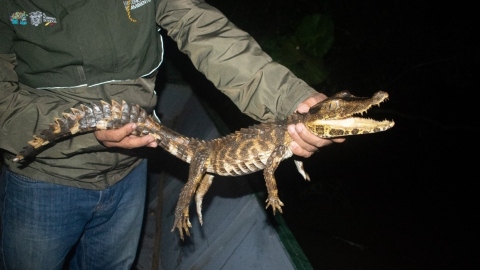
[
  {"left": 159, "top": 0, "right": 478, "bottom": 269},
  {"left": 0, "top": 0, "right": 476, "bottom": 269}
]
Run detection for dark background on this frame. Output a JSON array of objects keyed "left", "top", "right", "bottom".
[
  {"left": 0, "top": 1, "right": 476, "bottom": 269},
  {"left": 159, "top": 0, "right": 479, "bottom": 269}
]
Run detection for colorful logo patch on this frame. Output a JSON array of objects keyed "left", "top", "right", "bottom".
[
  {"left": 10, "top": 11, "right": 28, "bottom": 25},
  {"left": 10, "top": 11, "right": 57, "bottom": 26}
]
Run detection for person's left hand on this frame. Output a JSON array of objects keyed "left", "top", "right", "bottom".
[{"left": 288, "top": 92, "right": 345, "bottom": 158}]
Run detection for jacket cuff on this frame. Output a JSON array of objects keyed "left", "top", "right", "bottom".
[{"left": 280, "top": 83, "right": 319, "bottom": 119}]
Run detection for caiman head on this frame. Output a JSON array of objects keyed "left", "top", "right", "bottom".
[{"left": 304, "top": 91, "right": 394, "bottom": 138}]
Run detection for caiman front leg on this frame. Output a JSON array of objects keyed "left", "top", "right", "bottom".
[
  {"left": 171, "top": 149, "right": 210, "bottom": 240},
  {"left": 294, "top": 160, "right": 311, "bottom": 181},
  {"left": 195, "top": 174, "right": 214, "bottom": 226},
  {"left": 263, "top": 145, "right": 288, "bottom": 214}
]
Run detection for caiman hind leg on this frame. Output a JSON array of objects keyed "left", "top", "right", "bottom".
[
  {"left": 171, "top": 149, "right": 210, "bottom": 240},
  {"left": 263, "top": 145, "right": 288, "bottom": 214},
  {"left": 195, "top": 174, "right": 214, "bottom": 226}
]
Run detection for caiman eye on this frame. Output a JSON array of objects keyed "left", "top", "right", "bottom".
[{"left": 328, "top": 101, "right": 338, "bottom": 110}]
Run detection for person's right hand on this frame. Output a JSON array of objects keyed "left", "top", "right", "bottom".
[{"left": 94, "top": 123, "right": 157, "bottom": 149}]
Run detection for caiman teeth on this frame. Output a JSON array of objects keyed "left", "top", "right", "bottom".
[{"left": 314, "top": 117, "right": 394, "bottom": 129}]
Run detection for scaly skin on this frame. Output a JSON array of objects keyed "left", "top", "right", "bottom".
[{"left": 13, "top": 91, "right": 394, "bottom": 240}]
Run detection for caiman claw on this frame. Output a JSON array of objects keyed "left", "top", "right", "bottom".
[
  {"left": 171, "top": 214, "right": 192, "bottom": 241},
  {"left": 265, "top": 197, "right": 284, "bottom": 215}
]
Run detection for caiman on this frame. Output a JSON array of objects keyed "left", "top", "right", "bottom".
[{"left": 13, "top": 90, "right": 394, "bottom": 240}]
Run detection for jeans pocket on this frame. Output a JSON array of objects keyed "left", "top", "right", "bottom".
[
  {"left": 8, "top": 171, "right": 41, "bottom": 183},
  {"left": 6, "top": 170, "right": 49, "bottom": 191}
]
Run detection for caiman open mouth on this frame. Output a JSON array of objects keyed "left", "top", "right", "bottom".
[
  {"left": 313, "top": 118, "right": 394, "bottom": 130},
  {"left": 305, "top": 91, "right": 395, "bottom": 138}
]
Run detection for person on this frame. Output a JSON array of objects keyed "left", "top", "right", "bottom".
[{"left": 0, "top": 0, "right": 343, "bottom": 269}]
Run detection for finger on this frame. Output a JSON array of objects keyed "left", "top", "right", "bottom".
[
  {"left": 288, "top": 124, "right": 319, "bottom": 153},
  {"left": 296, "top": 123, "right": 346, "bottom": 147},
  {"left": 146, "top": 140, "right": 158, "bottom": 148},
  {"left": 102, "top": 134, "right": 156, "bottom": 149},
  {"left": 296, "top": 93, "right": 327, "bottom": 113},
  {"left": 289, "top": 141, "right": 313, "bottom": 158},
  {"left": 95, "top": 123, "right": 137, "bottom": 142},
  {"left": 332, "top": 137, "right": 346, "bottom": 143},
  {"left": 291, "top": 124, "right": 333, "bottom": 150}
]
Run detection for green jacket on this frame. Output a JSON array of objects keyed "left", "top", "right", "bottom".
[{"left": 0, "top": 0, "right": 317, "bottom": 189}]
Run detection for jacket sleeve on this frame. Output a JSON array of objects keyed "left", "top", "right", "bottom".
[
  {"left": 156, "top": 0, "right": 318, "bottom": 122},
  {"left": 0, "top": 13, "right": 37, "bottom": 154},
  {"left": 0, "top": 9, "right": 39, "bottom": 155},
  {"left": 0, "top": 53, "right": 80, "bottom": 156}
]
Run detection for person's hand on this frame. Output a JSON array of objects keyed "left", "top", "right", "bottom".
[
  {"left": 95, "top": 123, "right": 158, "bottom": 148},
  {"left": 288, "top": 92, "right": 345, "bottom": 158}
]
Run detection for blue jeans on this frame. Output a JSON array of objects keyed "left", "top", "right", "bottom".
[{"left": 1, "top": 160, "right": 147, "bottom": 270}]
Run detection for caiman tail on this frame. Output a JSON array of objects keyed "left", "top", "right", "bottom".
[{"left": 12, "top": 100, "right": 193, "bottom": 163}]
